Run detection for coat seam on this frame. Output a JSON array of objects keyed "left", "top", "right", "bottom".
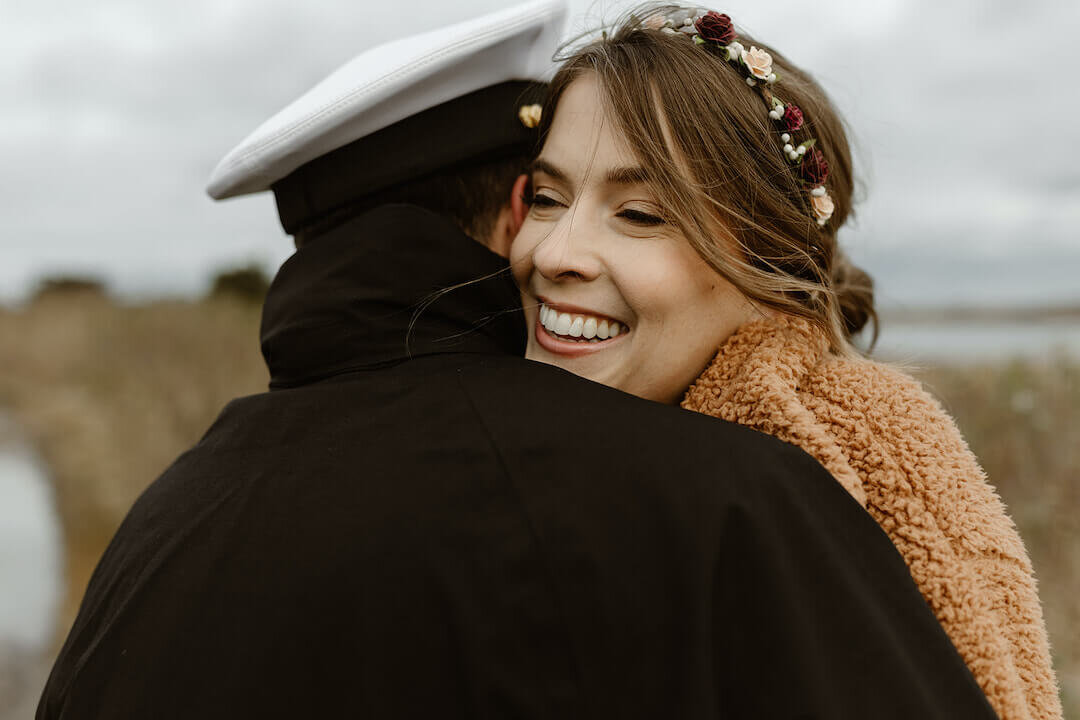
[{"left": 454, "top": 367, "right": 587, "bottom": 715}]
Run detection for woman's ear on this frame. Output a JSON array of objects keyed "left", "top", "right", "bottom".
[{"left": 509, "top": 173, "right": 530, "bottom": 235}]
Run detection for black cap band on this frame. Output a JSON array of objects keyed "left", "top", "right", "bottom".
[{"left": 272, "top": 81, "right": 545, "bottom": 235}]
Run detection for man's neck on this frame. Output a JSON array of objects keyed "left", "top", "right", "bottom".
[{"left": 260, "top": 204, "right": 526, "bottom": 389}]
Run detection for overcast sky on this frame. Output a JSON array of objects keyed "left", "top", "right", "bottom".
[{"left": 4, "top": 0, "right": 1078, "bottom": 307}]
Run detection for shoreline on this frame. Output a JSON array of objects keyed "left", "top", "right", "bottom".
[{"left": 879, "top": 304, "right": 1080, "bottom": 325}]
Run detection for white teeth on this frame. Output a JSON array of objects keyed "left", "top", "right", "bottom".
[
  {"left": 554, "top": 312, "right": 572, "bottom": 335},
  {"left": 539, "top": 303, "right": 628, "bottom": 342}
]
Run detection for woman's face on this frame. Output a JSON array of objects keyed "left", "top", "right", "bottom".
[{"left": 510, "top": 73, "right": 761, "bottom": 404}]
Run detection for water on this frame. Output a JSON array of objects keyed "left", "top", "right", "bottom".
[
  {"left": 869, "top": 320, "right": 1080, "bottom": 363},
  {"left": 0, "top": 412, "right": 62, "bottom": 717},
  {"left": 0, "top": 415, "right": 60, "bottom": 649}
]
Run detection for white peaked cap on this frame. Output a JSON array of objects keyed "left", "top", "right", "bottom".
[{"left": 206, "top": 0, "right": 568, "bottom": 200}]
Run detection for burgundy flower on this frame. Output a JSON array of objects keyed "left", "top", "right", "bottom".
[
  {"left": 800, "top": 148, "right": 829, "bottom": 186},
  {"left": 782, "top": 105, "right": 804, "bottom": 132},
  {"left": 695, "top": 11, "right": 736, "bottom": 45}
]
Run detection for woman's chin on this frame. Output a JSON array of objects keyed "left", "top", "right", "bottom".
[
  {"left": 525, "top": 340, "right": 683, "bottom": 405},
  {"left": 526, "top": 344, "right": 641, "bottom": 403},
  {"left": 524, "top": 315, "right": 685, "bottom": 401},
  {"left": 525, "top": 338, "right": 616, "bottom": 384}
]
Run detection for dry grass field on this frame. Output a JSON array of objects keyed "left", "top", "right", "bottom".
[
  {"left": 0, "top": 291, "right": 267, "bottom": 632},
  {"left": 1, "top": 292, "right": 1076, "bottom": 716}
]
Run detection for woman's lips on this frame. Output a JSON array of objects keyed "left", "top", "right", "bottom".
[{"left": 533, "top": 300, "right": 630, "bottom": 357}]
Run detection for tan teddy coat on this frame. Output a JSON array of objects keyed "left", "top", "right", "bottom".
[{"left": 681, "top": 316, "right": 1061, "bottom": 720}]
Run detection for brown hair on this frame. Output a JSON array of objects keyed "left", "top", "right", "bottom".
[{"left": 537, "top": 4, "right": 878, "bottom": 351}]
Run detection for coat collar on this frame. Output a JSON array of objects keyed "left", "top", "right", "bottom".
[{"left": 260, "top": 204, "right": 525, "bottom": 388}]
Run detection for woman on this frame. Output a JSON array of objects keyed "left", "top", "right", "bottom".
[{"left": 509, "top": 5, "right": 1061, "bottom": 719}]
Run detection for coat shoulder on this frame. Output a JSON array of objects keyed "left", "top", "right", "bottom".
[{"left": 813, "top": 354, "right": 1029, "bottom": 563}]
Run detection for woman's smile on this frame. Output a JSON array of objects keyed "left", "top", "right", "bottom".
[{"left": 532, "top": 297, "right": 631, "bottom": 357}]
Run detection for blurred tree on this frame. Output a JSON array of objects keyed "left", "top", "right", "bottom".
[
  {"left": 32, "top": 276, "right": 107, "bottom": 302},
  {"left": 208, "top": 264, "right": 271, "bottom": 303}
]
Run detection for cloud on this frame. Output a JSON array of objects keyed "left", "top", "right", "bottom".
[{"left": 2, "top": 0, "right": 1077, "bottom": 305}]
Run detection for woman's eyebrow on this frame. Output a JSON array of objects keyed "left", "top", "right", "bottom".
[
  {"left": 529, "top": 158, "right": 570, "bottom": 185},
  {"left": 529, "top": 159, "right": 649, "bottom": 189},
  {"left": 604, "top": 165, "right": 650, "bottom": 186}
]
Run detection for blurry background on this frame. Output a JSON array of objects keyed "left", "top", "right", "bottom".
[{"left": 2, "top": 0, "right": 1078, "bottom": 716}]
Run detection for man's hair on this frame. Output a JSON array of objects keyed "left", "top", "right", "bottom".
[{"left": 293, "top": 154, "right": 529, "bottom": 249}]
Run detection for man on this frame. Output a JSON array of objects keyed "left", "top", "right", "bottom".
[{"left": 39, "top": 2, "right": 996, "bottom": 718}]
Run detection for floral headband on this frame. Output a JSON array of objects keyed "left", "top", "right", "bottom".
[{"left": 642, "top": 8, "right": 835, "bottom": 227}]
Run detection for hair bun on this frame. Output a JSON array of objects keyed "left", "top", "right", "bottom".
[{"left": 832, "top": 251, "right": 877, "bottom": 343}]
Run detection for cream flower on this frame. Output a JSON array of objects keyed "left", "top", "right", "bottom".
[
  {"left": 642, "top": 13, "right": 667, "bottom": 30},
  {"left": 518, "top": 104, "right": 542, "bottom": 129},
  {"left": 741, "top": 46, "right": 773, "bottom": 80},
  {"left": 811, "top": 192, "right": 835, "bottom": 225}
]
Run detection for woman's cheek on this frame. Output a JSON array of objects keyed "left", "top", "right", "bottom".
[
  {"left": 619, "top": 254, "right": 682, "bottom": 305},
  {"left": 509, "top": 230, "right": 539, "bottom": 282}
]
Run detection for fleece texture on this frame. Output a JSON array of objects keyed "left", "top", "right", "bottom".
[{"left": 681, "top": 316, "right": 1061, "bottom": 720}]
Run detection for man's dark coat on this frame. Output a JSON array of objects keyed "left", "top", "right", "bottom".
[{"left": 38, "top": 205, "right": 996, "bottom": 719}]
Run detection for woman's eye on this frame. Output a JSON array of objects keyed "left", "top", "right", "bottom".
[
  {"left": 529, "top": 193, "right": 563, "bottom": 209},
  {"left": 616, "top": 208, "right": 666, "bottom": 226}
]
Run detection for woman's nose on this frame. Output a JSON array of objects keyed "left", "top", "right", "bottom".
[{"left": 531, "top": 211, "right": 602, "bottom": 283}]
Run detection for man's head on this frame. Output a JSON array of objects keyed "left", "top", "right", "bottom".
[
  {"left": 290, "top": 154, "right": 528, "bottom": 256},
  {"left": 266, "top": 78, "right": 545, "bottom": 257},
  {"left": 206, "top": 2, "right": 565, "bottom": 258}
]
